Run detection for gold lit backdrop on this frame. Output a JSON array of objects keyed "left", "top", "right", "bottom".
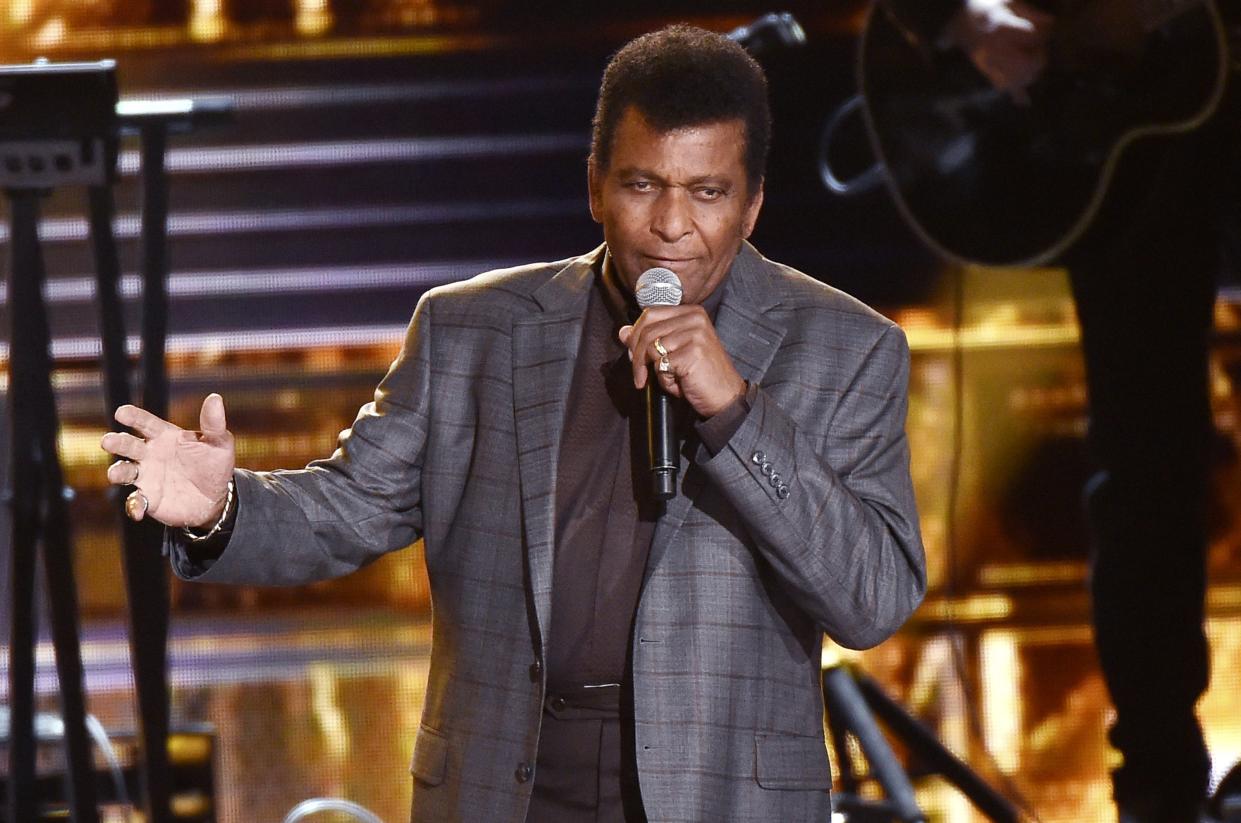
[{"left": 3, "top": 3, "right": 1241, "bottom": 821}]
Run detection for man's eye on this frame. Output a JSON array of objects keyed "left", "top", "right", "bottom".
[
  {"left": 628, "top": 180, "right": 654, "bottom": 192},
  {"left": 696, "top": 188, "right": 724, "bottom": 200}
]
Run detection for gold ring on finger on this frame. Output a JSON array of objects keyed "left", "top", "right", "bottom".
[
  {"left": 125, "top": 490, "right": 149, "bottom": 522},
  {"left": 653, "top": 338, "right": 669, "bottom": 358}
]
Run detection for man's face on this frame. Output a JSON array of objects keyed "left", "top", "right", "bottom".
[{"left": 589, "top": 107, "right": 764, "bottom": 305}]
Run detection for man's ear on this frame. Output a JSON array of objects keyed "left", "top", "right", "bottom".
[
  {"left": 742, "top": 178, "right": 764, "bottom": 238},
  {"left": 587, "top": 158, "right": 603, "bottom": 224}
]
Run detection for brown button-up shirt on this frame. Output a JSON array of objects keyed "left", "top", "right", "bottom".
[{"left": 545, "top": 255, "right": 742, "bottom": 693}]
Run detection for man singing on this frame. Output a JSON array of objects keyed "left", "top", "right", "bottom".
[{"left": 101, "top": 24, "right": 925, "bottom": 821}]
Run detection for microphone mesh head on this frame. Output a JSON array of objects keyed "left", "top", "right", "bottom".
[{"left": 635, "top": 267, "right": 683, "bottom": 308}]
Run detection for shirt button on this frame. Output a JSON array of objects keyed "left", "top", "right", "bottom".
[
  {"left": 751, "top": 450, "right": 766, "bottom": 465},
  {"left": 768, "top": 472, "right": 781, "bottom": 487},
  {"left": 528, "top": 660, "right": 542, "bottom": 681},
  {"left": 515, "top": 762, "right": 533, "bottom": 783},
  {"left": 776, "top": 485, "right": 790, "bottom": 500},
  {"left": 550, "top": 696, "right": 567, "bottom": 712}
]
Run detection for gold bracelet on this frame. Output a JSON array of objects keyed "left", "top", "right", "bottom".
[{"left": 183, "top": 478, "right": 235, "bottom": 542}]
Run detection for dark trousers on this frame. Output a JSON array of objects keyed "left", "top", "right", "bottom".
[
  {"left": 1065, "top": 79, "right": 1240, "bottom": 810},
  {"left": 527, "top": 687, "right": 646, "bottom": 823}
]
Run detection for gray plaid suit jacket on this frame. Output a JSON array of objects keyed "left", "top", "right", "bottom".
[{"left": 171, "top": 241, "right": 926, "bottom": 822}]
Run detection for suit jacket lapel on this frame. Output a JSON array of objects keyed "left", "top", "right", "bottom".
[
  {"left": 712, "top": 243, "right": 789, "bottom": 386},
  {"left": 645, "top": 242, "right": 789, "bottom": 578},
  {"left": 512, "top": 248, "right": 598, "bottom": 655}
]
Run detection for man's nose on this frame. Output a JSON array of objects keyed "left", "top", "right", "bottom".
[{"left": 650, "top": 189, "right": 692, "bottom": 242}]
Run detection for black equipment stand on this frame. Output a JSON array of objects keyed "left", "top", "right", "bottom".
[
  {"left": 4, "top": 60, "right": 120, "bottom": 823},
  {"left": 96, "top": 95, "right": 232, "bottom": 823},
  {"left": 6, "top": 185, "right": 100, "bottom": 823},
  {"left": 823, "top": 661, "right": 1021, "bottom": 822},
  {"left": 3, "top": 60, "right": 232, "bottom": 822}
]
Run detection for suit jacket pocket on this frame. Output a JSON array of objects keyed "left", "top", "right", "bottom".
[
  {"left": 410, "top": 723, "right": 448, "bottom": 786},
  {"left": 754, "top": 732, "right": 830, "bottom": 790}
]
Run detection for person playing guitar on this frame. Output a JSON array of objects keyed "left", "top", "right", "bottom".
[
  {"left": 863, "top": 0, "right": 1228, "bottom": 265},
  {"left": 874, "top": 0, "right": 1240, "bottom": 820}
]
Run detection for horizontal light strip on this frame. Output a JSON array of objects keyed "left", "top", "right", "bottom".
[
  {"left": 129, "top": 75, "right": 594, "bottom": 113},
  {"left": 117, "top": 132, "right": 587, "bottom": 175},
  {"left": 0, "top": 197, "right": 582, "bottom": 245},
  {"left": 0, "top": 323, "right": 412, "bottom": 363},
  {"left": 904, "top": 322, "right": 1081, "bottom": 352},
  {"left": 0, "top": 619, "right": 433, "bottom": 697},
  {"left": 0, "top": 257, "right": 524, "bottom": 305},
  {"left": 977, "top": 561, "right": 1089, "bottom": 587}
]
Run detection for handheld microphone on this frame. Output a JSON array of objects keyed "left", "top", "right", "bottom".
[{"left": 635, "top": 267, "right": 683, "bottom": 501}]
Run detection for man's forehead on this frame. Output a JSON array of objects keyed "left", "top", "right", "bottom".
[{"left": 608, "top": 111, "right": 747, "bottom": 169}]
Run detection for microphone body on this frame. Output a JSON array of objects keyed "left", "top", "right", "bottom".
[
  {"left": 635, "top": 267, "right": 684, "bottom": 501},
  {"left": 647, "top": 385, "right": 677, "bottom": 500}
]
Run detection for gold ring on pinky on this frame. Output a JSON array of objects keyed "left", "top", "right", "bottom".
[
  {"left": 658, "top": 355, "right": 671, "bottom": 373},
  {"left": 653, "top": 338, "right": 669, "bottom": 358},
  {"left": 125, "top": 490, "right": 149, "bottom": 522}
]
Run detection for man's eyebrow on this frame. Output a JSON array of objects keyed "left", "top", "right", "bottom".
[
  {"left": 614, "top": 165, "right": 662, "bottom": 180},
  {"left": 684, "top": 175, "right": 735, "bottom": 188},
  {"left": 614, "top": 167, "right": 736, "bottom": 188}
]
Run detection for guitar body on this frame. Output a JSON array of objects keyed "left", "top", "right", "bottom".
[{"left": 859, "top": 0, "right": 1228, "bottom": 267}]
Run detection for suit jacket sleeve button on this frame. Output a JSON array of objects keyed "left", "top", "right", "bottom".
[
  {"left": 751, "top": 450, "right": 766, "bottom": 465},
  {"left": 768, "top": 472, "right": 781, "bottom": 487},
  {"left": 515, "top": 762, "right": 533, "bottom": 783},
  {"left": 760, "top": 461, "right": 773, "bottom": 477},
  {"left": 776, "top": 484, "right": 790, "bottom": 500}
]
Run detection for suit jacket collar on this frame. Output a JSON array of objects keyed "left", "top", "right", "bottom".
[{"left": 529, "top": 244, "right": 601, "bottom": 313}]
